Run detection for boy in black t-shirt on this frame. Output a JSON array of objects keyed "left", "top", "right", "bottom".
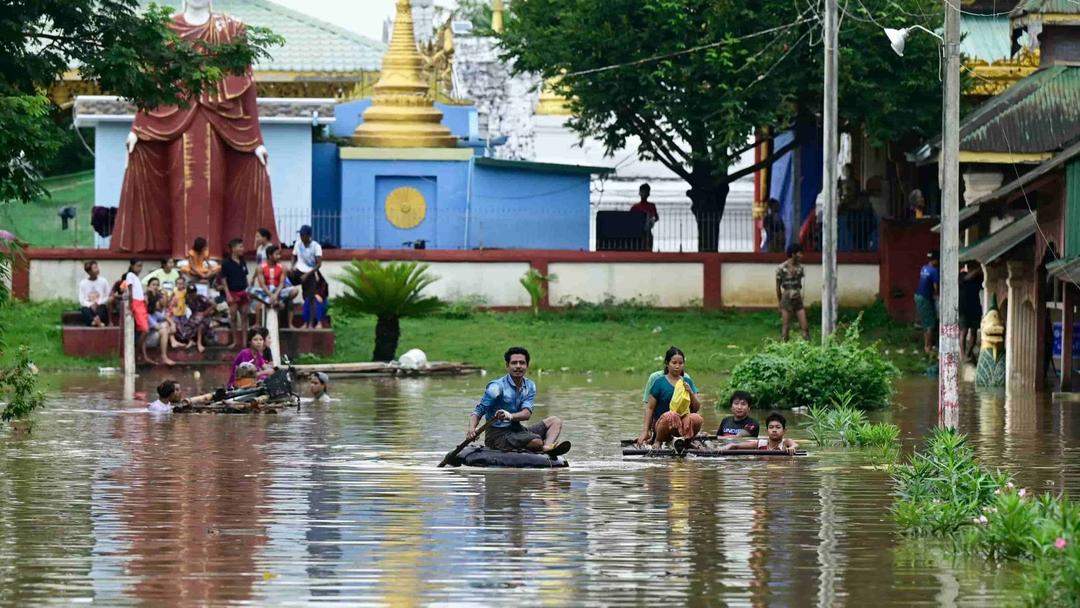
[
  {"left": 220, "top": 238, "right": 250, "bottom": 347},
  {"left": 717, "top": 390, "right": 759, "bottom": 437}
]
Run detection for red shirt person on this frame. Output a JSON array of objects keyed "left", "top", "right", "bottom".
[{"left": 629, "top": 183, "right": 659, "bottom": 251}]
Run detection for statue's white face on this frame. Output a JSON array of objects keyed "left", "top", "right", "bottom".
[{"left": 184, "top": 0, "right": 212, "bottom": 10}]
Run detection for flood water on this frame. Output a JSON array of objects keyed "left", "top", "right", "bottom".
[{"left": 1, "top": 370, "right": 1079, "bottom": 607}]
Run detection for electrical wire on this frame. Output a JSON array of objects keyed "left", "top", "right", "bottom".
[{"left": 560, "top": 16, "right": 816, "bottom": 79}]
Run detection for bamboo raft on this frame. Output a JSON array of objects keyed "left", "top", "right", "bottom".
[
  {"left": 291, "top": 361, "right": 482, "bottom": 378},
  {"left": 173, "top": 393, "right": 299, "bottom": 414},
  {"left": 620, "top": 436, "right": 808, "bottom": 458}
]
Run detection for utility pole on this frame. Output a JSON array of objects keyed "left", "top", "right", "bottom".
[
  {"left": 821, "top": 0, "right": 839, "bottom": 340},
  {"left": 939, "top": 0, "right": 962, "bottom": 428}
]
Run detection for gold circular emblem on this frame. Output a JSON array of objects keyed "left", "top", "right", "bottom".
[{"left": 384, "top": 187, "right": 427, "bottom": 230}]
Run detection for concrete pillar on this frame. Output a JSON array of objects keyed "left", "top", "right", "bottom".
[
  {"left": 1062, "top": 283, "right": 1074, "bottom": 391},
  {"left": 1006, "top": 260, "right": 1037, "bottom": 390}
]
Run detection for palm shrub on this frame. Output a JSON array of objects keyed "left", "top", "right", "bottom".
[
  {"left": 805, "top": 392, "right": 899, "bottom": 449},
  {"left": 725, "top": 317, "right": 898, "bottom": 410},
  {"left": 520, "top": 268, "right": 556, "bottom": 316},
  {"left": 336, "top": 260, "right": 444, "bottom": 361}
]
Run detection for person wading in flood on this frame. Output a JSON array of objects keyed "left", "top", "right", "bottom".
[{"left": 465, "top": 346, "right": 571, "bottom": 456}]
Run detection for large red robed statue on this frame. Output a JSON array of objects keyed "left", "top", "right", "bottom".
[{"left": 112, "top": 11, "right": 277, "bottom": 258}]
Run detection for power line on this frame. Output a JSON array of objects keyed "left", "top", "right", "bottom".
[{"left": 560, "top": 16, "right": 816, "bottom": 79}]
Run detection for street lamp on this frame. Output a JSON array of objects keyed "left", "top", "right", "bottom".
[
  {"left": 883, "top": 8, "right": 961, "bottom": 429},
  {"left": 883, "top": 25, "right": 942, "bottom": 57}
]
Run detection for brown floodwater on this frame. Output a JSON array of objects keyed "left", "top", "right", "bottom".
[{"left": 0, "top": 369, "right": 1078, "bottom": 607}]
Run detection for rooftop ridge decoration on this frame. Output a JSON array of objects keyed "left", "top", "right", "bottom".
[{"left": 351, "top": 0, "right": 457, "bottom": 148}]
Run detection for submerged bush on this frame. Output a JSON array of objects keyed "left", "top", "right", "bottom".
[
  {"left": 0, "top": 346, "right": 44, "bottom": 424},
  {"left": 893, "top": 428, "right": 1080, "bottom": 606},
  {"left": 725, "top": 318, "right": 898, "bottom": 410},
  {"left": 805, "top": 393, "right": 899, "bottom": 449}
]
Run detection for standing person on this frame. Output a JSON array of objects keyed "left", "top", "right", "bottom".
[
  {"left": 122, "top": 260, "right": 150, "bottom": 359},
  {"left": 142, "top": 259, "right": 180, "bottom": 293},
  {"left": 148, "top": 380, "right": 183, "bottom": 413},
  {"left": 253, "top": 227, "right": 273, "bottom": 266},
  {"left": 220, "top": 238, "right": 250, "bottom": 347},
  {"left": 915, "top": 250, "right": 940, "bottom": 354},
  {"left": 637, "top": 346, "right": 704, "bottom": 450},
  {"left": 776, "top": 244, "right": 810, "bottom": 341},
  {"left": 465, "top": 347, "right": 570, "bottom": 456},
  {"left": 78, "top": 261, "right": 111, "bottom": 327},
  {"left": 762, "top": 198, "right": 786, "bottom": 253},
  {"left": 959, "top": 264, "right": 983, "bottom": 362},
  {"left": 629, "top": 183, "right": 659, "bottom": 251},
  {"left": 290, "top": 225, "right": 323, "bottom": 328}
]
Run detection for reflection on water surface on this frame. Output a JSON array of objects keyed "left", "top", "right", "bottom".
[{"left": 0, "top": 371, "right": 1078, "bottom": 606}]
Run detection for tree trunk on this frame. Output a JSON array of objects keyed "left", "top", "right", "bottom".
[
  {"left": 687, "top": 170, "right": 730, "bottom": 253},
  {"left": 373, "top": 315, "right": 400, "bottom": 362}
]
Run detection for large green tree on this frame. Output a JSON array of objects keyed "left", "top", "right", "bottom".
[
  {"left": 1, "top": 0, "right": 281, "bottom": 204},
  {"left": 500, "top": 0, "right": 942, "bottom": 251}
]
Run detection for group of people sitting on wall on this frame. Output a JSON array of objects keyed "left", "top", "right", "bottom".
[
  {"left": 76, "top": 225, "right": 329, "bottom": 366},
  {"left": 463, "top": 345, "right": 798, "bottom": 459}
]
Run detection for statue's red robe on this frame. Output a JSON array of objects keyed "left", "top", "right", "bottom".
[{"left": 111, "top": 13, "right": 277, "bottom": 258}]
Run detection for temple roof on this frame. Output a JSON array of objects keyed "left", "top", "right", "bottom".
[
  {"left": 1011, "top": 0, "right": 1080, "bottom": 17},
  {"left": 913, "top": 65, "right": 1080, "bottom": 162},
  {"left": 144, "top": 0, "right": 385, "bottom": 74}
]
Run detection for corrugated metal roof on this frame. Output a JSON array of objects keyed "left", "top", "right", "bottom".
[
  {"left": 1012, "top": 0, "right": 1080, "bottom": 17},
  {"left": 144, "top": 0, "right": 385, "bottom": 73},
  {"left": 962, "top": 15, "right": 1022, "bottom": 63},
  {"left": 959, "top": 66, "right": 1080, "bottom": 154},
  {"left": 959, "top": 214, "right": 1037, "bottom": 264},
  {"left": 971, "top": 139, "right": 1080, "bottom": 206}
]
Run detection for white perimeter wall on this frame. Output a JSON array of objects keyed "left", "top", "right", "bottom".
[
  {"left": 29, "top": 259, "right": 879, "bottom": 309},
  {"left": 720, "top": 263, "right": 879, "bottom": 308}
]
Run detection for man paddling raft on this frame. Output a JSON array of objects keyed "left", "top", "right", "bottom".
[{"left": 465, "top": 347, "right": 571, "bottom": 457}]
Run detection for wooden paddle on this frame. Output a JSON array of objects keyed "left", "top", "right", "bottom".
[{"left": 438, "top": 418, "right": 496, "bottom": 468}]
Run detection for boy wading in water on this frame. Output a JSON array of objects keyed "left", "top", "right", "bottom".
[
  {"left": 776, "top": 243, "right": 809, "bottom": 341},
  {"left": 465, "top": 347, "right": 570, "bottom": 456}
]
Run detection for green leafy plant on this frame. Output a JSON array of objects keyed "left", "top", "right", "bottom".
[
  {"left": 520, "top": 268, "right": 557, "bottom": 316},
  {"left": 0, "top": 235, "right": 21, "bottom": 309},
  {"left": 0, "top": 346, "right": 44, "bottom": 425},
  {"left": 336, "top": 260, "right": 444, "bottom": 361},
  {"left": 893, "top": 429, "right": 1080, "bottom": 606},
  {"left": 726, "top": 317, "right": 899, "bottom": 410},
  {"left": 805, "top": 392, "right": 899, "bottom": 449}
]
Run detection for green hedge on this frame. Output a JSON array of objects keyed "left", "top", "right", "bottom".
[{"left": 725, "top": 319, "right": 898, "bottom": 410}]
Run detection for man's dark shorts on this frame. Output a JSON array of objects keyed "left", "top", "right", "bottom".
[{"left": 485, "top": 421, "right": 548, "bottom": 451}]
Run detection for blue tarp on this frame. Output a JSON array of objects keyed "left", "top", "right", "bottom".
[{"left": 768, "top": 128, "right": 824, "bottom": 248}]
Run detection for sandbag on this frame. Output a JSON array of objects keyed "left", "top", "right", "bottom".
[{"left": 454, "top": 446, "right": 569, "bottom": 468}]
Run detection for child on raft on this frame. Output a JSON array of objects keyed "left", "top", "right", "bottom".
[
  {"left": 720, "top": 413, "right": 798, "bottom": 454},
  {"left": 637, "top": 346, "right": 703, "bottom": 450},
  {"left": 717, "top": 390, "right": 759, "bottom": 437}
]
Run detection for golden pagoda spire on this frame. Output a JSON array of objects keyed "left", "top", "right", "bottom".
[{"left": 352, "top": 0, "right": 456, "bottom": 148}]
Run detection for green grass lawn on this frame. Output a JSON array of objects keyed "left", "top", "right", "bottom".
[
  {"left": 0, "top": 171, "right": 96, "bottom": 247},
  {"left": 1, "top": 298, "right": 930, "bottom": 374}
]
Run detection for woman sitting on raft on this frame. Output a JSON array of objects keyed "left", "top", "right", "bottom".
[
  {"left": 228, "top": 328, "right": 275, "bottom": 389},
  {"left": 637, "top": 346, "right": 704, "bottom": 448}
]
